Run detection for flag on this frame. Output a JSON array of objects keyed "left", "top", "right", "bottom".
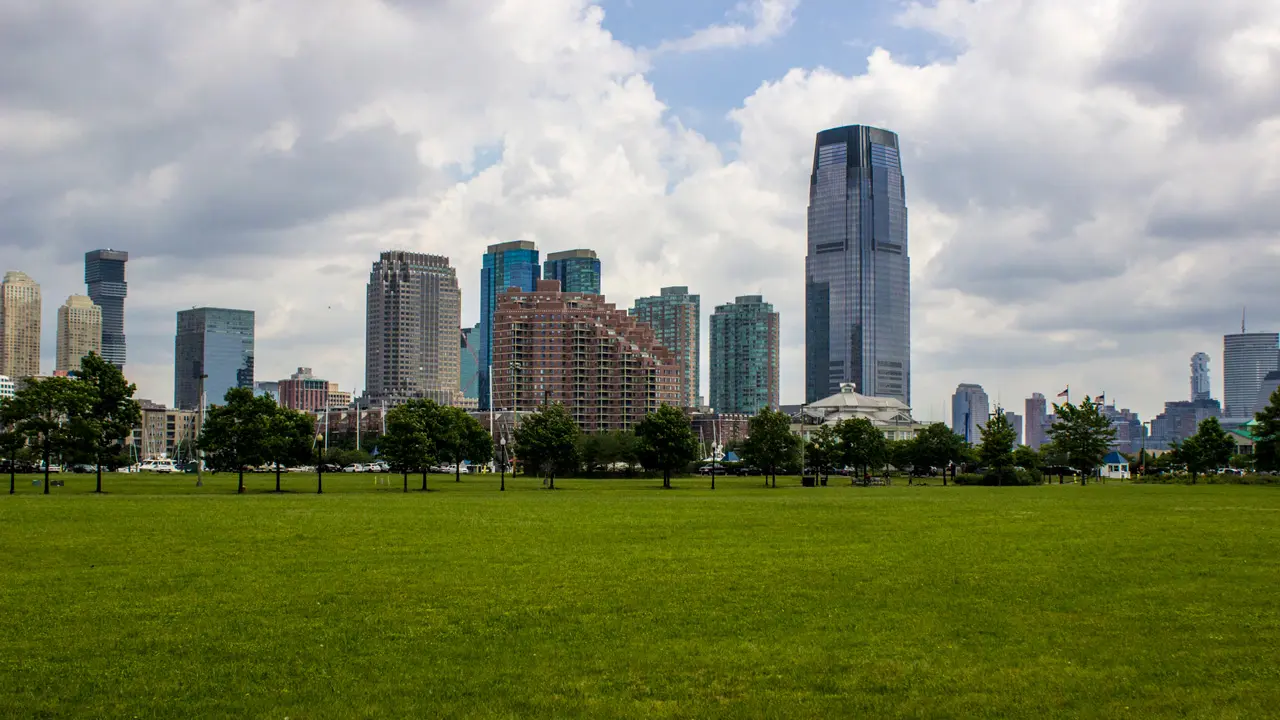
[
  {"left": 1094, "top": 393, "right": 1105, "bottom": 404},
  {"left": 1057, "top": 387, "right": 1069, "bottom": 398}
]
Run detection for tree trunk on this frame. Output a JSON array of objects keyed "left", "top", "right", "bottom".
[
  {"left": 421, "top": 469, "right": 427, "bottom": 492},
  {"left": 548, "top": 473, "right": 555, "bottom": 490},
  {"left": 402, "top": 470, "right": 408, "bottom": 493},
  {"left": 317, "top": 466, "right": 323, "bottom": 494},
  {"left": 238, "top": 469, "right": 245, "bottom": 494},
  {"left": 275, "top": 463, "right": 282, "bottom": 492},
  {"left": 95, "top": 452, "right": 103, "bottom": 493},
  {"left": 663, "top": 469, "right": 670, "bottom": 489},
  {"left": 43, "top": 438, "right": 50, "bottom": 495},
  {"left": 455, "top": 459, "right": 461, "bottom": 483}
]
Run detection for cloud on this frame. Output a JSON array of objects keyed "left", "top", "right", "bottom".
[{"left": 654, "top": 0, "right": 800, "bottom": 54}]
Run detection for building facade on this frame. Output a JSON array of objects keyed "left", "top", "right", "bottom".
[
  {"left": 1191, "top": 352, "right": 1212, "bottom": 401},
  {"left": 0, "top": 271, "right": 41, "bottom": 379},
  {"left": 85, "top": 249, "right": 128, "bottom": 369},
  {"left": 0, "top": 375, "right": 13, "bottom": 400},
  {"left": 491, "top": 279, "right": 681, "bottom": 432},
  {"left": 709, "top": 295, "right": 780, "bottom": 415},
  {"left": 278, "top": 367, "right": 329, "bottom": 412},
  {"left": 365, "top": 251, "right": 462, "bottom": 406},
  {"left": 327, "top": 384, "right": 353, "bottom": 409},
  {"left": 174, "top": 308, "right": 255, "bottom": 410},
  {"left": 805, "top": 125, "right": 910, "bottom": 405},
  {"left": 131, "top": 400, "right": 200, "bottom": 461},
  {"left": 254, "top": 381, "right": 280, "bottom": 403},
  {"left": 543, "top": 249, "right": 601, "bottom": 295},
  {"left": 951, "top": 383, "right": 989, "bottom": 444},
  {"left": 460, "top": 324, "right": 480, "bottom": 401},
  {"left": 479, "top": 241, "right": 540, "bottom": 409},
  {"left": 1024, "top": 393, "right": 1048, "bottom": 449},
  {"left": 1150, "top": 398, "right": 1221, "bottom": 448},
  {"left": 55, "top": 295, "right": 102, "bottom": 373},
  {"left": 1223, "top": 332, "right": 1279, "bottom": 419},
  {"left": 631, "top": 286, "right": 700, "bottom": 408},
  {"left": 1005, "top": 410, "right": 1024, "bottom": 447}
]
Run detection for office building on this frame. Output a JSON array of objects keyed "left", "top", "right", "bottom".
[
  {"left": 460, "top": 324, "right": 480, "bottom": 400},
  {"left": 1005, "top": 410, "right": 1024, "bottom": 447},
  {"left": 174, "top": 308, "right": 255, "bottom": 410},
  {"left": 1253, "top": 371, "right": 1280, "bottom": 416},
  {"left": 84, "top": 249, "right": 128, "bottom": 369},
  {"left": 365, "top": 251, "right": 462, "bottom": 406},
  {"left": 631, "top": 286, "right": 700, "bottom": 408},
  {"left": 479, "top": 241, "right": 540, "bottom": 409},
  {"left": 1191, "top": 352, "right": 1212, "bottom": 401},
  {"left": 0, "top": 375, "right": 13, "bottom": 400},
  {"left": 1102, "top": 404, "right": 1145, "bottom": 455},
  {"left": 951, "top": 383, "right": 989, "bottom": 444},
  {"left": 1150, "top": 398, "right": 1221, "bottom": 448},
  {"left": 0, "top": 271, "right": 41, "bottom": 379},
  {"left": 277, "top": 367, "right": 329, "bottom": 412},
  {"left": 130, "top": 400, "right": 200, "bottom": 462},
  {"left": 709, "top": 295, "right": 780, "bottom": 415},
  {"left": 491, "top": 279, "right": 681, "bottom": 432},
  {"left": 327, "top": 384, "right": 353, "bottom": 409},
  {"left": 55, "top": 295, "right": 102, "bottom": 373},
  {"left": 543, "top": 249, "right": 601, "bottom": 295},
  {"left": 254, "top": 381, "right": 280, "bottom": 403},
  {"left": 805, "top": 125, "right": 910, "bottom": 404},
  {"left": 1223, "top": 332, "right": 1279, "bottom": 418},
  {"left": 1025, "top": 393, "right": 1048, "bottom": 449}
]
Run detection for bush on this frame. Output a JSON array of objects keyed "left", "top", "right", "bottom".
[{"left": 954, "top": 468, "right": 1040, "bottom": 486}]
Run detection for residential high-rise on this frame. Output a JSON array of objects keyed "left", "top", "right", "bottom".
[
  {"left": 174, "top": 308, "right": 255, "bottom": 410},
  {"left": 0, "top": 271, "right": 41, "bottom": 378},
  {"left": 365, "top": 251, "right": 462, "bottom": 406},
  {"left": 0, "top": 375, "right": 14, "bottom": 400},
  {"left": 1223, "top": 332, "right": 1279, "bottom": 418},
  {"left": 1005, "top": 410, "right": 1024, "bottom": 447},
  {"left": 805, "top": 125, "right": 910, "bottom": 405},
  {"left": 1191, "top": 352, "right": 1212, "bottom": 401},
  {"left": 278, "top": 367, "right": 329, "bottom": 412},
  {"left": 55, "top": 295, "right": 102, "bottom": 373},
  {"left": 479, "top": 241, "right": 540, "bottom": 409},
  {"left": 1024, "top": 393, "right": 1048, "bottom": 449},
  {"left": 543, "top": 249, "right": 601, "bottom": 295},
  {"left": 84, "top": 249, "right": 128, "bottom": 369},
  {"left": 491, "top": 279, "right": 681, "bottom": 432},
  {"left": 709, "top": 295, "right": 779, "bottom": 415},
  {"left": 460, "top": 324, "right": 480, "bottom": 401},
  {"left": 951, "top": 383, "right": 989, "bottom": 444},
  {"left": 631, "top": 286, "right": 700, "bottom": 408}
]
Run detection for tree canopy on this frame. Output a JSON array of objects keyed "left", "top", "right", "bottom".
[
  {"left": 978, "top": 409, "right": 1018, "bottom": 470},
  {"left": 1254, "top": 386, "right": 1280, "bottom": 472},
  {"left": 1046, "top": 398, "right": 1116, "bottom": 483},
  {"left": 741, "top": 409, "right": 799, "bottom": 488},
  {"left": 804, "top": 424, "right": 841, "bottom": 480},
  {"left": 635, "top": 405, "right": 699, "bottom": 489},
  {"left": 72, "top": 352, "right": 142, "bottom": 492},
  {"left": 435, "top": 405, "right": 494, "bottom": 482},
  {"left": 513, "top": 403, "right": 580, "bottom": 489},
  {"left": 835, "top": 417, "right": 887, "bottom": 484},
  {"left": 1172, "top": 416, "right": 1235, "bottom": 483},
  {"left": 381, "top": 399, "right": 441, "bottom": 490},
  {"left": 0, "top": 376, "right": 94, "bottom": 493},
  {"left": 199, "top": 387, "right": 274, "bottom": 493}
]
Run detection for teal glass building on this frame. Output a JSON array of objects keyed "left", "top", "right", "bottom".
[
  {"left": 543, "top": 249, "right": 601, "bottom": 295},
  {"left": 479, "top": 241, "right": 539, "bottom": 409},
  {"left": 174, "top": 307, "right": 254, "bottom": 410},
  {"left": 710, "top": 295, "right": 779, "bottom": 415}
]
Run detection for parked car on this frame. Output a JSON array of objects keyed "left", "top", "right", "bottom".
[
  {"left": 367, "top": 462, "right": 388, "bottom": 472},
  {"left": 342, "top": 463, "right": 364, "bottom": 473}
]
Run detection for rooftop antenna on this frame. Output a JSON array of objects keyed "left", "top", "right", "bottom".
[{"left": 1242, "top": 306, "right": 1247, "bottom": 334}]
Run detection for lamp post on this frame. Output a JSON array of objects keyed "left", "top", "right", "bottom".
[
  {"left": 316, "top": 432, "right": 324, "bottom": 494},
  {"left": 1141, "top": 420, "right": 1151, "bottom": 478},
  {"left": 500, "top": 435, "right": 507, "bottom": 492}
]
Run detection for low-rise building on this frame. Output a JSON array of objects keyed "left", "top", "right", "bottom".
[
  {"left": 278, "top": 367, "right": 329, "bottom": 412},
  {"left": 795, "top": 383, "right": 925, "bottom": 441},
  {"left": 0, "top": 374, "right": 13, "bottom": 400},
  {"left": 129, "top": 400, "right": 200, "bottom": 461}
]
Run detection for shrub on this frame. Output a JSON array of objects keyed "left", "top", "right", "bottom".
[{"left": 954, "top": 468, "right": 1040, "bottom": 486}]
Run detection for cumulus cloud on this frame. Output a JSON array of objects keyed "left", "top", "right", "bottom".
[
  {"left": 1, "top": 0, "right": 1278, "bottom": 422},
  {"left": 654, "top": 0, "right": 800, "bottom": 54}
]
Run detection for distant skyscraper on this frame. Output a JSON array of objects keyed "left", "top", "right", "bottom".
[
  {"left": 1025, "top": 393, "right": 1048, "bottom": 450},
  {"left": 1005, "top": 410, "right": 1024, "bottom": 447},
  {"left": 543, "top": 249, "right": 601, "bottom": 295},
  {"left": 631, "top": 286, "right": 700, "bottom": 408},
  {"left": 1223, "top": 332, "right": 1279, "bottom": 418},
  {"left": 174, "top": 308, "right": 255, "bottom": 410},
  {"left": 805, "top": 125, "right": 910, "bottom": 405},
  {"left": 56, "top": 295, "right": 102, "bottom": 373},
  {"left": 460, "top": 324, "right": 480, "bottom": 401},
  {"left": 479, "top": 241, "right": 540, "bottom": 409},
  {"left": 254, "top": 381, "right": 280, "bottom": 403},
  {"left": 0, "top": 271, "right": 41, "bottom": 379},
  {"left": 1191, "top": 352, "right": 1212, "bottom": 401},
  {"left": 709, "top": 295, "right": 780, "bottom": 414},
  {"left": 84, "top": 249, "right": 128, "bottom": 369},
  {"left": 951, "top": 383, "right": 989, "bottom": 444},
  {"left": 0, "top": 375, "right": 13, "bottom": 400},
  {"left": 365, "top": 251, "right": 462, "bottom": 406},
  {"left": 1253, "top": 371, "right": 1280, "bottom": 415}
]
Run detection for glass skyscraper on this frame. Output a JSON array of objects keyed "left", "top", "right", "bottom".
[
  {"left": 479, "top": 241, "right": 540, "bottom": 409},
  {"left": 709, "top": 295, "right": 779, "bottom": 415},
  {"left": 543, "top": 249, "right": 601, "bottom": 295},
  {"left": 174, "top": 308, "right": 255, "bottom": 410},
  {"left": 85, "top": 249, "right": 128, "bottom": 369},
  {"left": 1223, "top": 332, "right": 1279, "bottom": 419},
  {"left": 805, "top": 125, "right": 910, "bottom": 405}
]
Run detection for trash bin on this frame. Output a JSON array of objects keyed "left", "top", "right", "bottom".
[{"left": 802, "top": 475, "right": 817, "bottom": 487}]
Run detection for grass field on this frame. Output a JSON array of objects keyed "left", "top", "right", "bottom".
[{"left": 2, "top": 473, "right": 1278, "bottom": 718}]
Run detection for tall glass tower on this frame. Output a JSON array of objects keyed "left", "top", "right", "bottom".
[
  {"left": 479, "top": 241, "right": 540, "bottom": 409},
  {"left": 805, "top": 125, "right": 910, "bottom": 405},
  {"left": 174, "top": 308, "right": 255, "bottom": 410},
  {"left": 1223, "top": 333, "right": 1279, "bottom": 419},
  {"left": 631, "top": 286, "right": 701, "bottom": 408},
  {"left": 709, "top": 295, "right": 779, "bottom": 414},
  {"left": 543, "top": 249, "right": 601, "bottom": 295},
  {"left": 85, "top": 249, "right": 128, "bottom": 369}
]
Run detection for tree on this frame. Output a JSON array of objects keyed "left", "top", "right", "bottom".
[
  {"left": 742, "top": 409, "right": 800, "bottom": 488},
  {"left": 635, "top": 405, "right": 700, "bottom": 489},
  {"left": 978, "top": 409, "right": 1017, "bottom": 471},
  {"left": 0, "top": 421, "right": 24, "bottom": 495},
  {"left": 436, "top": 406, "right": 493, "bottom": 482},
  {"left": 886, "top": 438, "right": 916, "bottom": 483},
  {"left": 513, "top": 403, "right": 579, "bottom": 489},
  {"left": 263, "top": 404, "right": 316, "bottom": 492},
  {"left": 1172, "top": 417, "right": 1234, "bottom": 483},
  {"left": 1254, "top": 386, "right": 1280, "bottom": 472},
  {"left": 804, "top": 424, "right": 841, "bottom": 483},
  {"left": 199, "top": 387, "right": 272, "bottom": 493},
  {"left": 1, "top": 376, "right": 93, "bottom": 493},
  {"left": 72, "top": 352, "right": 142, "bottom": 493},
  {"left": 835, "top": 417, "right": 887, "bottom": 486},
  {"left": 1046, "top": 398, "right": 1116, "bottom": 485},
  {"left": 912, "top": 423, "right": 966, "bottom": 486},
  {"left": 380, "top": 400, "right": 440, "bottom": 491},
  {"left": 1012, "top": 445, "right": 1041, "bottom": 477}
]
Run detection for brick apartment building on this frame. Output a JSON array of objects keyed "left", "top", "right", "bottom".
[{"left": 492, "top": 280, "right": 682, "bottom": 432}]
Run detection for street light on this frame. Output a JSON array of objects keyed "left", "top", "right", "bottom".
[
  {"left": 500, "top": 435, "right": 507, "bottom": 492},
  {"left": 316, "top": 432, "right": 325, "bottom": 494}
]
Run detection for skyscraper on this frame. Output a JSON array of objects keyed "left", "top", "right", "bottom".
[
  {"left": 56, "top": 295, "right": 102, "bottom": 373},
  {"left": 85, "top": 249, "right": 128, "bottom": 369},
  {"left": 479, "top": 241, "right": 540, "bottom": 409},
  {"left": 365, "top": 251, "right": 462, "bottom": 406},
  {"left": 0, "top": 271, "right": 41, "bottom": 379},
  {"left": 460, "top": 324, "right": 480, "bottom": 401},
  {"left": 1191, "top": 352, "right": 1212, "bottom": 401},
  {"left": 1025, "top": 393, "right": 1048, "bottom": 450},
  {"left": 1005, "top": 410, "right": 1024, "bottom": 447},
  {"left": 805, "top": 125, "right": 910, "bottom": 404},
  {"left": 951, "top": 383, "right": 989, "bottom": 444},
  {"left": 709, "top": 295, "right": 779, "bottom": 414},
  {"left": 174, "top": 308, "right": 255, "bottom": 410},
  {"left": 631, "top": 286, "right": 700, "bottom": 408},
  {"left": 1223, "top": 332, "right": 1279, "bottom": 418},
  {"left": 543, "top": 249, "right": 601, "bottom": 295}
]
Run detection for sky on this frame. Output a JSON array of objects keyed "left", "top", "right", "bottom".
[{"left": 2, "top": 0, "right": 1279, "bottom": 424}]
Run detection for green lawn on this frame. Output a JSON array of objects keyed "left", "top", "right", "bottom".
[{"left": 2, "top": 474, "right": 1278, "bottom": 718}]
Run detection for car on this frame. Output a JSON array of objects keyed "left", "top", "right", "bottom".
[
  {"left": 697, "top": 465, "right": 725, "bottom": 475},
  {"left": 367, "top": 462, "right": 388, "bottom": 473},
  {"left": 342, "top": 463, "right": 364, "bottom": 473}
]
